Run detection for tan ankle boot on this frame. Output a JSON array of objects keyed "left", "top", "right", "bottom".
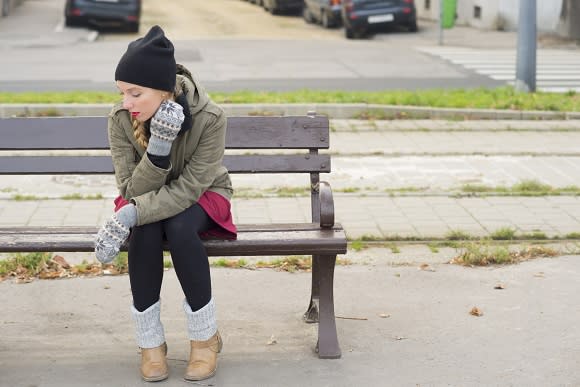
[
  {"left": 141, "top": 343, "right": 168, "bottom": 382},
  {"left": 184, "top": 332, "right": 222, "bottom": 381}
]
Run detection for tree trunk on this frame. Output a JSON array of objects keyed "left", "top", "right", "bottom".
[{"left": 557, "top": 0, "right": 580, "bottom": 39}]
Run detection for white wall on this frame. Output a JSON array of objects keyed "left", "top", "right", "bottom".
[{"left": 416, "top": 0, "right": 563, "bottom": 32}]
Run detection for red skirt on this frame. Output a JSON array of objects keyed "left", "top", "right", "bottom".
[{"left": 113, "top": 191, "right": 237, "bottom": 240}]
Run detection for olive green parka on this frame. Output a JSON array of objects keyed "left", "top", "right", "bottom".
[{"left": 107, "top": 65, "right": 233, "bottom": 226}]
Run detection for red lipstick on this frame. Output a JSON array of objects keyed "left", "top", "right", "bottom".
[{"left": 131, "top": 112, "right": 139, "bottom": 118}]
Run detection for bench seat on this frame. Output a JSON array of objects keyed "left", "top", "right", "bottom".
[{"left": 0, "top": 224, "right": 347, "bottom": 256}]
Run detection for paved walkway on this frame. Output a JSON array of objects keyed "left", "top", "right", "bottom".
[{"left": 2, "top": 117, "right": 580, "bottom": 241}]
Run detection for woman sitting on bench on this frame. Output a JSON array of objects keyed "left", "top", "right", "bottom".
[{"left": 94, "top": 25, "right": 236, "bottom": 383}]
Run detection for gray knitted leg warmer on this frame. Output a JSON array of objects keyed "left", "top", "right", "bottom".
[
  {"left": 183, "top": 298, "right": 218, "bottom": 341},
  {"left": 131, "top": 299, "right": 166, "bottom": 349}
]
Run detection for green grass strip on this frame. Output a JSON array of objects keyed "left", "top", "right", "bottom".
[{"left": 1, "top": 87, "right": 580, "bottom": 112}]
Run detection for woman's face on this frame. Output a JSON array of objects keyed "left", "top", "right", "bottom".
[{"left": 116, "top": 81, "right": 167, "bottom": 122}]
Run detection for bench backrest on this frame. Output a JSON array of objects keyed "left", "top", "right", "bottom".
[{"left": 0, "top": 114, "right": 331, "bottom": 222}]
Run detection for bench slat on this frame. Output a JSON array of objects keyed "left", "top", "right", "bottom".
[
  {"left": 0, "top": 154, "right": 330, "bottom": 174},
  {"left": 0, "top": 116, "right": 330, "bottom": 150},
  {"left": 0, "top": 223, "right": 334, "bottom": 234},
  {"left": 0, "top": 225, "right": 347, "bottom": 256}
]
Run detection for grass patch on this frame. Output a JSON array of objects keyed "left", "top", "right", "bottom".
[
  {"left": 0, "top": 252, "right": 52, "bottom": 277},
  {"left": 387, "top": 243, "right": 401, "bottom": 253},
  {"left": 336, "top": 187, "right": 361, "bottom": 193},
  {"left": 0, "top": 187, "right": 16, "bottom": 193},
  {"left": 490, "top": 227, "right": 516, "bottom": 240},
  {"left": 255, "top": 256, "right": 311, "bottom": 272},
  {"left": 61, "top": 193, "right": 104, "bottom": 200},
  {"left": 461, "top": 184, "right": 497, "bottom": 193},
  {"left": 12, "top": 194, "right": 46, "bottom": 201},
  {"left": 0, "top": 251, "right": 171, "bottom": 282},
  {"left": 212, "top": 258, "right": 248, "bottom": 268},
  {"left": 267, "top": 186, "right": 309, "bottom": 197},
  {"left": 349, "top": 240, "right": 366, "bottom": 252},
  {"left": 445, "top": 229, "right": 473, "bottom": 241},
  {"left": 3, "top": 86, "right": 580, "bottom": 112},
  {"left": 357, "top": 234, "right": 387, "bottom": 242},
  {"left": 450, "top": 242, "right": 559, "bottom": 266},
  {"left": 427, "top": 243, "right": 440, "bottom": 253},
  {"left": 384, "top": 187, "right": 429, "bottom": 194},
  {"left": 512, "top": 180, "right": 553, "bottom": 193},
  {"left": 112, "top": 253, "right": 128, "bottom": 273},
  {"left": 564, "top": 232, "right": 580, "bottom": 239},
  {"left": 460, "top": 180, "right": 580, "bottom": 197},
  {"left": 519, "top": 231, "right": 548, "bottom": 240}
]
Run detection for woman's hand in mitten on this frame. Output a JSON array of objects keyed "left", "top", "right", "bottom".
[
  {"left": 94, "top": 203, "right": 137, "bottom": 264},
  {"left": 147, "top": 100, "right": 185, "bottom": 156}
]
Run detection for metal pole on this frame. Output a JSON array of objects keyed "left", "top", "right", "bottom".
[
  {"left": 439, "top": 0, "right": 444, "bottom": 45},
  {"left": 515, "top": 0, "right": 537, "bottom": 92}
]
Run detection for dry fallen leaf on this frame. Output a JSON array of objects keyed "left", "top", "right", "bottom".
[
  {"left": 378, "top": 313, "right": 390, "bottom": 318},
  {"left": 267, "top": 334, "right": 277, "bottom": 345},
  {"left": 470, "top": 307, "right": 484, "bottom": 317},
  {"left": 419, "top": 263, "right": 435, "bottom": 272},
  {"left": 534, "top": 272, "right": 545, "bottom": 278},
  {"left": 52, "top": 255, "right": 70, "bottom": 269},
  {"left": 494, "top": 284, "right": 505, "bottom": 290}
]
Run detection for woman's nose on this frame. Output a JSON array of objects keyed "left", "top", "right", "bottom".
[{"left": 122, "top": 99, "right": 132, "bottom": 109}]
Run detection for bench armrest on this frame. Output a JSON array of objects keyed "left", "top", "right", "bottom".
[{"left": 319, "top": 181, "right": 335, "bottom": 229}]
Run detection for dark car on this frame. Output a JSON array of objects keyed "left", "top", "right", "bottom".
[
  {"left": 64, "top": 0, "right": 141, "bottom": 32},
  {"left": 303, "top": 0, "right": 342, "bottom": 28},
  {"left": 342, "top": 0, "right": 417, "bottom": 39},
  {"left": 262, "top": 0, "right": 303, "bottom": 15}
]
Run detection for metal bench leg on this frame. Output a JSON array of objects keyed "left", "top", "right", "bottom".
[
  {"left": 304, "top": 255, "right": 320, "bottom": 323},
  {"left": 315, "top": 254, "right": 341, "bottom": 359}
]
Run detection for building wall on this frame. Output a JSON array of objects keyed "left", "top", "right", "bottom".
[
  {"left": 416, "top": 0, "right": 563, "bottom": 32},
  {"left": 1, "top": 0, "right": 24, "bottom": 18}
]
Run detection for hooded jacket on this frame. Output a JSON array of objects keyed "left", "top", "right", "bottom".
[{"left": 107, "top": 65, "right": 233, "bottom": 226}]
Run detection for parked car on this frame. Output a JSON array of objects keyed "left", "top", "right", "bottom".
[
  {"left": 342, "top": 0, "right": 417, "bottom": 39},
  {"left": 64, "top": 0, "right": 141, "bottom": 32},
  {"left": 303, "top": 0, "right": 342, "bottom": 28},
  {"left": 262, "top": 0, "right": 303, "bottom": 15}
]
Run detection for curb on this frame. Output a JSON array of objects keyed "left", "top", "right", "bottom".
[{"left": 1, "top": 103, "right": 579, "bottom": 120}]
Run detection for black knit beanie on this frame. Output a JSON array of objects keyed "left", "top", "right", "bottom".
[{"left": 115, "top": 25, "right": 176, "bottom": 92}]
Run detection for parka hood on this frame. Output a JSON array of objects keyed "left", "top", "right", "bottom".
[{"left": 175, "top": 63, "right": 210, "bottom": 116}]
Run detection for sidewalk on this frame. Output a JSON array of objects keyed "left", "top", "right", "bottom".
[
  {"left": 1, "top": 117, "right": 580, "bottom": 241},
  {"left": 2, "top": 112, "right": 580, "bottom": 385},
  {"left": 1, "top": 254, "right": 579, "bottom": 386}
]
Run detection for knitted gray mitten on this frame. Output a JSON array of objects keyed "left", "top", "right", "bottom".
[
  {"left": 147, "top": 100, "right": 185, "bottom": 156},
  {"left": 95, "top": 203, "right": 138, "bottom": 264}
]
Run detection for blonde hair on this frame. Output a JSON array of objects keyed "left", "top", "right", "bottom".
[{"left": 132, "top": 118, "right": 149, "bottom": 148}]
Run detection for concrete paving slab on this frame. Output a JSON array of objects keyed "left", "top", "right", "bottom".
[{"left": 1, "top": 256, "right": 579, "bottom": 386}]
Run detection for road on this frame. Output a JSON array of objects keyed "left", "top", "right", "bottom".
[{"left": 0, "top": 0, "right": 507, "bottom": 92}]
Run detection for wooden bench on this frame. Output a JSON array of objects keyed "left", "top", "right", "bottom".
[{"left": 0, "top": 112, "right": 346, "bottom": 359}]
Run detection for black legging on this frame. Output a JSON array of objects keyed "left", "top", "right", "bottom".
[{"left": 129, "top": 204, "right": 214, "bottom": 312}]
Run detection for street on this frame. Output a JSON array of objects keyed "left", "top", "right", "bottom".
[{"left": 0, "top": 0, "right": 508, "bottom": 92}]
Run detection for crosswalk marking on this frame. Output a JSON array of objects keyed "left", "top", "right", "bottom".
[{"left": 417, "top": 46, "right": 580, "bottom": 93}]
